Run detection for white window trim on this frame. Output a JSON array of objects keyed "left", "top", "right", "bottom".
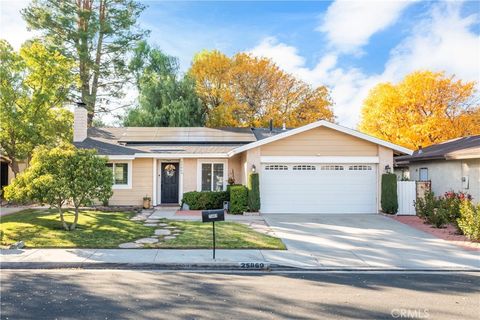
[
  {"left": 196, "top": 159, "right": 228, "bottom": 192},
  {"left": 108, "top": 160, "right": 133, "bottom": 190}
]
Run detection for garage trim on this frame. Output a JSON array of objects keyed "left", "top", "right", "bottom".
[{"left": 261, "top": 156, "right": 379, "bottom": 164}]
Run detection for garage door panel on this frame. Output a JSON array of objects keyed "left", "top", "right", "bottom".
[{"left": 260, "top": 163, "right": 377, "bottom": 214}]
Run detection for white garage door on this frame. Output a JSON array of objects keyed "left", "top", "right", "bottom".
[{"left": 260, "top": 163, "right": 377, "bottom": 214}]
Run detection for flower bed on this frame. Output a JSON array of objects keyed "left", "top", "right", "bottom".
[{"left": 390, "top": 215, "right": 479, "bottom": 251}]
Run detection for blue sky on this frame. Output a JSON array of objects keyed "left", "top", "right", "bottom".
[{"left": 1, "top": 0, "right": 479, "bottom": 126}]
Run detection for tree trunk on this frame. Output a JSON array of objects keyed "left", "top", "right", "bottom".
[
  {"left": 70, "top": 206, "right": 80, "bottom": 231},
  {"left": 9, "top": 158, "right": 20, "bottom": 178},
  {"left": 58, "top": 207, "right": 69, "bottom": 231}
]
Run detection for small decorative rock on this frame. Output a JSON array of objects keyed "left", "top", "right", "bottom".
[
  {"left": 164, "top": 235, "right": 176, "bottom": 240},
  {"left": 135, "top": 237, "right": 159, "bottom": 244},
  {"left": 145, "top": 219, "right": 160, "bottom": 223},
  {"left": 158, "top": 223, "right": 168, "bottom": 227},
  {"left": 165, "top": 226, "right": 176, "bottom": 229},
  {"left": 143, "top": 223, "right": 157, "bottom": 227},
  {"left": 9, "top": 241, "right": 25, "bottom": 250},
  {"left": 119, "top": 242, "right": 143, "bottom": 248},
  {"left": 154, "top": 229, "right": 171, "bottom": 236}
]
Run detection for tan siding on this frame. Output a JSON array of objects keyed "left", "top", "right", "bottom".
[
  {"left": 109, "top": 158, "right": 153, "bottom": 206},
  {"left": 261, "top": 126, "right": 378, "bottom": 156},
  {"left": 182, "top": 158, "right": 197, "bottom": 193}
]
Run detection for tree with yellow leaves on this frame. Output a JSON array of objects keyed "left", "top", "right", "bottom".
[
  {"left": 189, "top": 50, "right": 334, "bottom": 127},
  {"left": 359, "top": 71, "right": 479, "bottom": 149}
]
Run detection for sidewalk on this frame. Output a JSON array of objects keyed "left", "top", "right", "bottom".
[{"left": 2, "top": 247, "right": 479, "bottom": 271}]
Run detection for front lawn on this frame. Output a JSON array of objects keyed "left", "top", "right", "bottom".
[
  {"left": 0, "top": 209, "right": 154, "bottom": 248},
  {"left": 152, "top": 220, "right": 285, "bottom": 250},
  {"left": 0, "top": 209, "right": 285, "bottom": 250}
]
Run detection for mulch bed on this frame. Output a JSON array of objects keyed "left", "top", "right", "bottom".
[{"left": 390, "top": 215, "right": 479, "bottom": 251}]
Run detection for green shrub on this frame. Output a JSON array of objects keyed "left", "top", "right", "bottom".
[
  {"left": 381, "top": 173, "right": 398, "bottom": 214},
  {"left": 230, "top": 185, "right": 248, "bottom": 214},
  {"left": 428, "top": 206, "right": 450, "bottom": 228},
  {"left": 226, "top": 184, "right": 242, "bottom": 196},
  {"left": 415, "top": 191, "right": 437, "bottom": 221},
  {"left": 181, "top": 191, "right": 229, "bottom": 210},
  {"left": 457, "top": 201, "right": 480, "bottom": 241},
  {"left": 247, "top": 173, "right": 260, "bottom": 212}
]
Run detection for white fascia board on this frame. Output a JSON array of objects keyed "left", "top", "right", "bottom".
[
  {"left": 105, "top": 155, "right": 136, "bottom": 160},
  {"left": 133, "top": 153, "right": 229, "bottom": 159},
  {"left": 228, "top": 120, "right": 413, "bottom": 156},
  {"left": 260, "top": 156, "right": 380, "bottom": 164}
]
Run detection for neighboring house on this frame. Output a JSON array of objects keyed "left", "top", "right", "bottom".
[
  {"left": 395, "top": 136, "right": 480, "bottom": 203},
  {"left": 73, "top": 107, "right": 411, "bottom": 214}
]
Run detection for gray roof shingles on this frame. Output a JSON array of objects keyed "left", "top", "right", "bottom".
[
  {"left": 75, "top": 127, "right": 286, "bottom": 156},
  {"left": 395, "top": 135, "right": 480, "bottom": 163}
]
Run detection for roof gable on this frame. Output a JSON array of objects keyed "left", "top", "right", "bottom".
[{"left": 228, "top": 120, "right": 412, "bottom": 156}]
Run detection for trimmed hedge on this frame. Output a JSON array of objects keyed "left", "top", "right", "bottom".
[
  {"left": 247, "top": 173, "right": 260, "bottom": 212},
  {"left": 181, "top": 191, "right": 229, "bottom": 210},
  {"left": 381, "top": 173, "right": 398, "bottom": 214},
  {"left": 230, "top": 185, "right": 249, "bottom": 214}
]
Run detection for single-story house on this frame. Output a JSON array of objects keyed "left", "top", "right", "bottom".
[
  {"left": 73, "top": 107, "right": 411, "bottom": 214},
  {"left": 395, "top": 136, "right": 480, "bottom": 203}
]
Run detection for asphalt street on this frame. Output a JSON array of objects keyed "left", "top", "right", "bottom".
[{"left": 1, "top": 270, "right": 479, "bottom": 320}]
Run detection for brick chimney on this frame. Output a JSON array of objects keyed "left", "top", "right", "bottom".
[{"left": 73, "top": 102, "right": 88, "bottom": 142}]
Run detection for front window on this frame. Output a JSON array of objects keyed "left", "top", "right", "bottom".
[
  {"left": 419, "top": 168, "right": 428, "bottom": 181},
  {"left": 201, "top": 163, "right": 225, "bottom": 191},
  {"left": 107, "top": 163, "right": 129, "bottom": 185}
]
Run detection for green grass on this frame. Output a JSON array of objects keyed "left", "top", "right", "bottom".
[
  {"left": 151, "top": 220, "right": 285, "bottom": 250},
  {"left": 0, "top": 209, "right": 285, "bottom": 250},
  {"left": 0, "top": 209, "right": 155, "bottom": 248}
]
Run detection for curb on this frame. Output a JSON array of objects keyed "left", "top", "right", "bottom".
[
  {"left": 2, "top": 262, "right": 479, "bottom": 272},
  {"left": 0, "top": 262, "right": 272, "bottom": 271}
]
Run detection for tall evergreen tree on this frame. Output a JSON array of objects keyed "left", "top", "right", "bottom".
[
  {"left": 123, "top": 41, "right": 205, "bottom": 127},
  {"left": 22, "top": 0, "right": 149, "bottom": 125}
]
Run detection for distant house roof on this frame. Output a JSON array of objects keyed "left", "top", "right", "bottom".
[
  {"left": 251, "top": 127, "right": 291, "bottom": 141},
  {"left": 396, "top": 135, "right": 480, "bottom": 164}
]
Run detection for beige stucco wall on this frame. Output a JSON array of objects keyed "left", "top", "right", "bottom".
[
  {"left": 260, "top": 126, "right": 378, "bottom": 156},
  {"left": 182, "top": 158, "right": 197, "bottom": 194},
  {"left": 109, "top": 158, "right": 153, "bottom": 206},
  {"left": 409, "top": 159, "right": 480, "bottom": 203},
  {"left": 228, "top": 154, "right": 242, "bottom": 185},
  {"left": 240, "top": 147, "right": 261, "bottom": 186}
]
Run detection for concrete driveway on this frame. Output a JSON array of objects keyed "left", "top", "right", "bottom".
[{"left": 263, "top": 214, "right": 480, "bottom": 270}]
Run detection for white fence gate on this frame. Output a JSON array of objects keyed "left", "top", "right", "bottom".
[{"left": 397, "top": 181, "right": 416, "bottom": 215}]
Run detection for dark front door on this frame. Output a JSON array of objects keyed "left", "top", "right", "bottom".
[
  {"left": 161, "top": 162, "right": 179, "bottom": 204},
  {"left": 1, "top": 162, "right": 8, "bottom": 197}
]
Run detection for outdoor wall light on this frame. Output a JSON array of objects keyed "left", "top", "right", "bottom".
[
  {"left": 251, "top": 164, "right": 256, "bottom": 173},
  {"left": 384, "top": 165, "right": 391, "bottom": 173}
]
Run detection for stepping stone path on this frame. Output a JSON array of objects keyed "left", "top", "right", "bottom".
[
  {"left": 121, "top": 210, "right": 182, "bottom": 248},
  {"left": 119, "top": 242, "right": 143, "bottom": 249},
  {"left": 155, "top": 229, "right": 171, "bottom": 236},
  {"left": 135, "top": 237, "right": 159, "bottom": 244}
]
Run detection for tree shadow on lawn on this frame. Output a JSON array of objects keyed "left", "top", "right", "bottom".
[
  {"left": 1, "top": 271, "right": 478, "bottom": 320},
  {"left": 0, "top": 209, "right": 155, "bottom": 248}
]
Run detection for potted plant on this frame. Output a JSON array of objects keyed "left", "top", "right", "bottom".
[{"left": 143, "top": 195, "right": 151, "bottom": 209}]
